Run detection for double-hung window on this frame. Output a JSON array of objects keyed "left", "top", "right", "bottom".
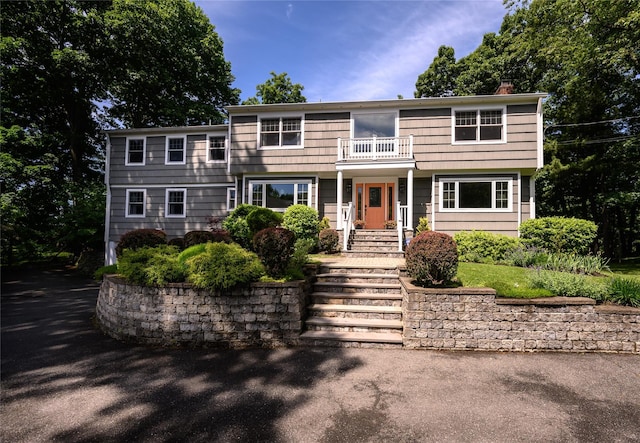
[
  {"left": 250, "top": 180, "right": 311, "bottom": 210},
  {"left": 440, "top": 178, "right": 511, "bottom": 211},
  {"left": 166, "top": 136, "right": 186, "bottom": 164},
  {"left": 259, "top": 117, "right": 302, "bottom": 148},
  {"left": 453, "top": 108, "right": 505, "bottom": 143},
  {"left": 208, "top": 136, "right": 226, "bottom": 162},
  {"left": 126, "top": 138, "right": 145, "bottom": 165},
  {"left": 166, "top": 189, "right": 186, "bottom": 217},
  {"left": 126, "top": 189, "right": 146, "bottom": 217}
]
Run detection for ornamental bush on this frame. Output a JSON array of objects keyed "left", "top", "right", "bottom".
[
  {"left": 529, "top": 270, "right": 607, "bottom": 300},
  {"left": 167, "top": 237, "right": 185, "bottom": 250},
  {"left": 319, "top": 228, "right": 340, "bottom": 253},
  {"left": 406, "top": 231, "right": 458, "bottom": 286},
  {"left": 454, "top": 231, "right": 522, "bottom": 264},
  {"left": 282, "top": 205, "right": 319, "bottom": 243},
  {"left": 607, "top": 277, "right": 640, "bottom": 307},
  {"left": 246, "top": 207, "right": 283, "bottom": 237},
  {"left": 253, "top": 227, "right": 296, "bottom": 278},
  {"left": 519, "top": 217, "right": 598, "bottom": 255},
  {"left": 118, "top": 245, "right": 185, "bottom": 286},
  {"left": 185, "top": 242, "right": 264, "bottom": 291},
  {"left": 115, "top": 229, "right": 167, "bottom": 258},
  {"left": 222, "top": 204, "right": 259, "bottom": 249},
  {"left": 183, "top": 230, "right": 217, "bottom": 248}
]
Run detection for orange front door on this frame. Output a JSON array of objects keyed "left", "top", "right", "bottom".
[{"left": 365, "top": 183, "right": 385, "bottom": 229}]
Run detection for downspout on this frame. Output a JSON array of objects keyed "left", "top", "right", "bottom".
[{"left": 103, "top": 134, "right": 112, "bottom": 265}]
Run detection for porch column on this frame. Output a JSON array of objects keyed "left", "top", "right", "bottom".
[
  {"left": 407, "top": 169, "right": 414, "bottom": 231},
  {"left": 336, "top": 170, "right": 343, "bottom": 229}
]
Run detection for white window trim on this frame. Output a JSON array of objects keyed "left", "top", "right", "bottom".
[
  {"left": 248, "top": 179, "right": 313, "bottom": 211},
  {"left": 165, "top": 135, "right": 187, "bottom": 165},
  {"left": 125, "top": 137, "right": 146, "bottom": 166},
  {"left": 165, "top": 188, "right": 187, "bottom": 218},
  {"left": 257, "top": 113, "right": 304, "bottom": 150},
  {"left": 226, "top": 187, "right": 237, "bottom": 212},
  {"left": 451, "top": 105, "right": 507, "bottom": 145},
  {"left": 350, "top": 110, "right": 400, "bottom": 139},
  {"left": 439, "top": 177, "right": 513, "bottom": 212},
  {"left": 206, "top": 133, "right": 228, "bottom": 163},
  {"left": 125, "top": 189, "right": 146, "bottom": 218}
]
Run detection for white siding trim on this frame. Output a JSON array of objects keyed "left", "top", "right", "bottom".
[
  {"left": 517, "top": 172, "right": 521, "bottom": 231},
  {"left": 104, "top": 136, "right": 112, "bottom": 265},
  {"left": 110, "top": 183, "right": 233, "bottom": 189},
  {"left": 537, "top": 98, "right": 544, "bottom": 169}
]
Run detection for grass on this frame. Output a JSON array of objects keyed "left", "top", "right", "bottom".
[
  {"left": 608, "top": 257, "right": 640, "bottom": 278},
  {"left": 456, "top": 262, "right": 554, "bottom": 298}
]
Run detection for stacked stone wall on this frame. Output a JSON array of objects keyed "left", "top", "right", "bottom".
[
  {"left": 96, "top": 276, "right": 308, "bottom": 348},
  {"left": 401, "top": 277, "right": 640, "bottom": 353}
]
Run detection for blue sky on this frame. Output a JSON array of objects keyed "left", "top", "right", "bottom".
[{"left": 195, "top": 0, "right": 507, "bottom": 103}]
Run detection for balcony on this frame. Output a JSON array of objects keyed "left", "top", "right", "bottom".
[{"left": 337, "top": 135, "right": 413, "bottom": 162}]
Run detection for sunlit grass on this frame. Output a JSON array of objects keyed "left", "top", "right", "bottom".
[{"left": 456, "top": 262, "right": 554, "bottom": 298}]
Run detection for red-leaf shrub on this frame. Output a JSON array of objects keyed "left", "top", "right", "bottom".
[
  {"left": 405, "top": 231, "right": 458, "bottom": 286},
  {"left": 115, "top": 229, "right": 167, "bottom": 258},
  {"left": 253, "top": 227, "right": 296, "bottom": 278},
  {"left": 167, "top": 237, "right": 185, "bottom": 250},
  {"left": 183, "top": 230, "right": 217, "bottom": 248},
  {"left": 319, "top": 228, "right": 340, "bottom": 253}
]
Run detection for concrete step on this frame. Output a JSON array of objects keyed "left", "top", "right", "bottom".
[
  {"left": 306, "top": 316, "right": 402, "bottom": 330},
  {"left": 343, "top": 250, "right": 405, "bottom": 258},
  {"left": 311, "top": 294, "right": 401, "bottom": 307},
  {"left": 319, "top": 264, "right": 401, "bottom": 275},
  {"left": 312, "top": 291, "right": 402, "bottom": 300},
  {"left": 316, "top": 272, "right": 400, "bottom": 284},
  {"left": 313, "top": 281, "right": 401, "bottom": 294},
  {"left": 308, "top": 303, "right": 401, "bottom": 314},
  {"left": 300, "top": 330, "right": 403, "bottom": 344}
]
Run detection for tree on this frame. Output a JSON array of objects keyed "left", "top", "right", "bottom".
[
  {"left": 0, "top": 0, "right": 240, "bottom": 265},
  {"left": 415, "top": 46, "right": 459, "bottom": 98},
  {"left": 243, "top": 72, "right": 306, "bottom": 104}
]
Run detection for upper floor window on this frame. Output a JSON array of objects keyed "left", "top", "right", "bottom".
[
  {"left": 250, "top": 180, "right": 311, "bottom": 210},
  {"left": 353, "top": 112, "right": 396, "bottom": 138},
  {"left": 126, "top": 189, "right": 146, "bottom": 217},
  {"left": 166, "top": 188, "right": 186, "bottom": 217},
  {"left": 453, "top": 108, "right": 505, "bottom": 143},
  {"left": 208, "top": 136, "right": 226, "bottom": 162},
  {"left": 126, "top": 138, "right": 145, "bottom": 165},
  {"left": 259, "top": 117, "right": 302, "bottom": 148},
  {"left": 440, "top": 177, "right": 511, "bottom": 211},
  {"left": 166, "top": 136, "right": 186, "bottom": 164}
]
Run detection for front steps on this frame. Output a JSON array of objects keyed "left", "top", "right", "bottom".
[
  {"left": 300, "top": 262, "right": 403, "bottom": 348},
  {"left": 345, "top": 229, "right": 405, "bottom": 258}
]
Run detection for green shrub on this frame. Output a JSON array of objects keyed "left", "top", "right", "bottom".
[
  {"left": 177, "top": 243, "right": 207, "bottom": 263},
  {"left": 222, "top": 204, "right": 259, "bottom": 249},
  {"left": 541, "top": 252, "right": 610, "bottom": 275},
  {"left": 184, "top": 230, "right": 217, "bottom": 248},
  {"left": 519, "top": 217, "right": 598, "bottom": 255},
  {"left": 282, "top": 204, "right": 320, "bottom": 243},
  {"left": 287, "top": 238, "right": 315, "bottom": 280},
  {"left": 416, "top": 217, "right": 431, "bottom": 234},
  {"left": 606, "top": 277, "right": 640, "bottom": 307},
  {"left": 502, "top": 245, "right": 548, "bottom": 268},
  {"left": 94, "top": 264, "right": 118, "bottom": 281},
  {"left": 118, "top": 245, "right": 185, "bottom": 286},
  {"left": 318, "top": 228, "right": 340, "bottom": 253},
  {"left": 253, "top": 227, "right": 296, "bottom": 278},
  {"left": 529, "top": 270, "right": 607, "bottom": 299},
  {"left": 167, "top": 237, "right": 185, "bottom": 250},
  {"left": 185, "top": 242, "right": 264, "bottom": 291},
  {"left": 115, "top": 229, "right": 167, "bottom": 258},
  {"left": 454, "top": 231, "right": 521, "bottom": 264},
  {"left": 246, "top": 207, "right": 283, "bottom": 236},
  {"left": 318, "top": 216, "right": 331, "bottom": 232},
  {"left": 406, "top": 231, "right": 458, "bottom": 286}
]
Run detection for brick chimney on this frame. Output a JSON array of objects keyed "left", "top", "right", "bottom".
[{"left": 495, "top": 80, "right": 514, "bottom": 95}]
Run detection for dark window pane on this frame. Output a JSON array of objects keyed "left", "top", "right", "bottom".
[
  {"left": 266, "top": 184, "right": 294, "bottom": 208},
  {"left": 459, "top": 182, "right": 491, "bottom": 208},
  {"left": 282, "top": 132, "right": 300, "bottom": 145},
  {"left": 209, "top": 148, "right": 225, "bottom": 161},
  {"left": 169, "top": 151, "right": 183, "bottom": 162},
  {"left": 480, "top": 125, "right": 502, "bottom": 140},
  {"left": 261, "top": 133, "right": 280, "bottom": 146},
  {"left": 455, "top": 126, "right": 477, "bottom": 141},
  {"left": 369, "top": 187, "right": 382, "bottom": 207},
  {"left": 128, "top": 151, "right": 143, "bottom": 163}
]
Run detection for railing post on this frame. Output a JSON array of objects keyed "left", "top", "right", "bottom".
[
  {"left": 397, "top": 201, "right": 403, "bottom": 252},
  {"left": 409, "top": 134, "right": 414, "bottom": 158},
  {"left": 337, "top": 137, "right": 342, "bottom": 161}
]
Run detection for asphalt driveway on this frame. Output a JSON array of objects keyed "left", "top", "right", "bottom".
[{"left": 2, "top": 265, "right": 639, "bottom": 442}]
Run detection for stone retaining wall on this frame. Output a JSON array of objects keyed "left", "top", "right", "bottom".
[
  {"left": 401, "top": 277, "right": 640, "bottom": 353},
  {"left": 96, "top": 276, "right": 308, "bottom": 348}
]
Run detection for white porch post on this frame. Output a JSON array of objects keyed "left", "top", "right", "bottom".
[
  {"left": 407, "top": 168, "right": 414, "bottom": 231},
  {"left": 337, "top": 170, "right": 343, "bottom": 230}
]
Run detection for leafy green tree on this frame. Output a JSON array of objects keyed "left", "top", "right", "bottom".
[
  {"left": 243, "top": 72, "right": 306, "bottom": 104},
  {"left": 415, "top": 46, "right": 459, "bottom": 98}
]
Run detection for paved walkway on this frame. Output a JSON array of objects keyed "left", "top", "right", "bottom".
[{"left": 2, "top": 265, "right": 640, "bottom": 442}]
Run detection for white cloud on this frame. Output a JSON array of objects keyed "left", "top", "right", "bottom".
[{"left": 286, "top": 3, "right": 293, "bottom": 19}]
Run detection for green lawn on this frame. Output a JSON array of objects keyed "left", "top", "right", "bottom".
[
  {"left": 456, "top": 262, "right": 554, "bottom": 298},
  {"left": 608, "top": 258, "right": 640, "bottom": 278}
]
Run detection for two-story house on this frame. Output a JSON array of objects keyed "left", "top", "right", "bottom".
[{"left": 104, "top": 89, "right": 546, "bottom": 264}]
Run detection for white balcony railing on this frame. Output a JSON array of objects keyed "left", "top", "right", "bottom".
[{"left": 337, "top": 135, "right": 413, "bottom": 161}]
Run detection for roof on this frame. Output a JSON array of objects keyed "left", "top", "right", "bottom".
[{"left": 106, "top": 124, "right": 228, "bottom": 136}]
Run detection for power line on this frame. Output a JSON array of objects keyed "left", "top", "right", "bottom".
[{"left": 544, "top": 115, "right": 640, "bottom": 132}]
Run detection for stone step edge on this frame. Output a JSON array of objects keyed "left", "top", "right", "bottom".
[
  {"left": 320, "top": 263, "right": 402, "bottom": 270},
  {"left": 316, "top": 272, "right": 400, "bottom": 280},
  {"left": 307, "top": 304, "right": 402, "bottom": 313},
  {"left": 306, "top": 317, "right": 402, "bottom": 329},
  {"left": 314, "top": 282, "right": 401, "bottom": 289},
  {"left": 300, "top": 330, "right": 403, "bottom": 344},
  {"left": 312, "top": 291, "right": 402, "bottom": 300}
]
